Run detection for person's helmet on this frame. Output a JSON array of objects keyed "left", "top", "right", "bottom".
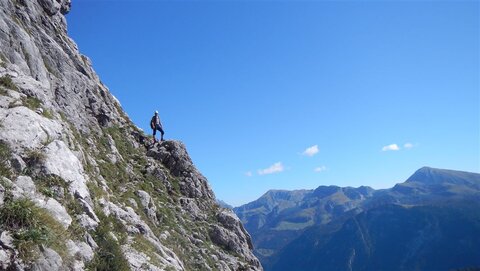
[{"left": 155, "top": 110, "right": 158, "bottom": 114}]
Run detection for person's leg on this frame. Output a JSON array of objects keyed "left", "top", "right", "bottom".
[
  {"left": 152, "top": 128, "right": 157, "bottom": 142},
  {"left": 159, "top": 127, "right": 165, "bottom": 141}
]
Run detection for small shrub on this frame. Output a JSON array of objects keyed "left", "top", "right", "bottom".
[
  {"left": 0, "top": 75, "right": 18, "bottom": 91},
  {"left": 0, "top": 53, "right": 8, "bottom": 68},
  {"left": 39, "top": 187, "right": 55, "bottom": 198},
  {"left": 0, "top": 140, "right": 12, "bottom": 178},
  {"left": 42, "top": 108, "right": 54, "bottom": 119},
  {"left": 0, "top": 198, "right": 37, "bottom": 229},
  {"left": 26, "top": 149, "right": 46, "bottom": 167},
  {"left": 67, "top": 217, "right": 85, "bottom": 240},
  {"left": 65, "top": 196, "right": 84, "bottom": 216},
  {"left": 38, "top": 175, "right": 68, "bottom": 189},
  {"left": 22, "top": 96, "right": 42, "bottom": 110}
]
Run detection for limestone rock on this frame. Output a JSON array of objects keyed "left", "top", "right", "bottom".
[
  {"left": 10, "top": 154, "right": 27, "bottom": 173},
  {"left": 122, "top": 244, "right": 171, "bottom": 271},
  {"left": 14, "top": 176, "right": 36, "bottom": 197},
  {"left": 217, "top": 208, "right": 254, "bottom": 250},
  {"left": 0, "top": 184, "right": 4, "bottom": 205},
  {"left": 127, "top": 198, "right": 138, "bottom": 209},
  {"left": 12, "top": 176, "right": 72, "bottom": 228},
  {"left": 0, "top": 231, "right": 14, "bottom": 249},
  {"left": 0, "top": 107, "right": 62, "bottom": 154},
  {"left": 38, "top": 198, "right": 72, "bottom": 228},
  {"left": 0, "top": 248, "right": 12, "bottom": 270},
  {"left": 42, "top": 140, "right": 91, "bottom": 203},
  {"left": 136, "top": 190, "right": 158, "bottom": 223},
  {"left": 147, "top": 140, "right": 215, "bottom": 204},
  {"left": 31, "top": 247, "right": 63, "bottom": 271},
  {"left": 84, "top": 232, "right": 98, "bottom": 250},
  {"left": 66, "top": 240, "right": 94, "bottom": 262},
  {"left": 76, "top": 214, "right": 97, "bottom": 230}
]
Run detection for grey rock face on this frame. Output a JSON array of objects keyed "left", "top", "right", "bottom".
[
  {"left": 147, "top": 141, "right": 215, "bottom": 205},
  {"left": 66, "top": 240, "right": 94, "bottom": 265},
  {"left": 14, "top": 176, "right": 36, "bottom": 197},
  {"left": 32, "top": 247, "right": 63, "bottom": 271},
  {"left": 0, "top": 0, "right": 262, "bottom": 270},
  {"left": 43, "top": 140, "right": 91, "bottom": 203},
  {"left": 0, "top": 231, "right": 14, "bottom": 249},
  {"left": 136, "top": 190, "right": 159, "bottom": 224},
  {"left": 10, "top": 175, "right": 73, "bottom": 228},
  {"left": 147, "top": 141, "right": 261, "bottom": 270},
  {"left": 217, "top": 209, "right": 254, "bottom": 250},
  {"left": 10, "top": 154, "right": 27, "bottom": 173},
  {"left": 0, "top": 106, "right": 63, "bottom": 154},
  {"left": 0, "top": 248, "right": 12, "bottom": 269},
  {"left": 38, "top": 198, "right": 72, "bottom": 228}
]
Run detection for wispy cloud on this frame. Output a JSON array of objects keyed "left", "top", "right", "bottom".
[
  {"left": 382, "top": 144, "right": 400, "bottom": 151},
  {"left": 404, "top": 143, "right": 414, "bottom": 149},
  {"left": 314, "top": 166, "right": 327, "bottom": 172},
  {"left": 258, "top": 162, "right": 284, "bottom": 175},
  {"left": 245, "top": 171, "right": 252, "bottom": 177},
  {"left": 302, "top": 145, "right": 319, "bottom": 157}
]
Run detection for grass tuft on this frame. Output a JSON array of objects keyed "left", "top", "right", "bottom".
[
  {"left": 0, "top": 75, "right": 18, "bottom": 91},
  {"left": 0, "top": 197, "right": 68, "bottom": 262},
  {"left": 0, "top": 140, "right": 12, "bottom": 179},
  {"left": 25, "top": 149, "right": 46, "bottom": 167},
  {"left": 86, "top": 212, "right": 130, "bottom": 271},
  {"left": 22, "top": 96, "right": 42, "bottom": 110}
]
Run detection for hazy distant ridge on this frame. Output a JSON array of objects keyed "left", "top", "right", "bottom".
[{"left": 235, "top": 167, "right": 480, "bottom": 271}]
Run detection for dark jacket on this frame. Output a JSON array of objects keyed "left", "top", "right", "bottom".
[{"left": 150, "top": 115, "right": 162, "bottom": 129}]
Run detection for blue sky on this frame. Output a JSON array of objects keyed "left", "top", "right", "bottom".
[{"left": 67, "top": 0, "right": 479, "bottom": 207}]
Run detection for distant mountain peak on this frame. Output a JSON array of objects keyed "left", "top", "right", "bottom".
[{"left": 406, "top": 167, "right": 480, "bottom": 186}]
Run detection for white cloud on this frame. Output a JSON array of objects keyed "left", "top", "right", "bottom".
[
  {"left": 404, "top": 143, "right": 414, "bottom": 149},
  {"left": 258, "top": 162, "right": 284, "bottom": 175},
  {"left": 382, "top": 144, "right": 400, "bottom": 151},
  {"left": 245, "top": 171, "right": 253, "bottom": 177},
  {"left": 314, "top": 166, "right": 327, "bottom": 172},
  {"left": 302, "top": 145, "right": 319, "bottom": 157}
]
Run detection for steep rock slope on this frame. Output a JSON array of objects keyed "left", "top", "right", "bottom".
[
  {"left": 235, "top": 167, "right": 480, "bottom": 271},
  {"left": 0, "top": 0, "right": 261, "bottom": 270}
]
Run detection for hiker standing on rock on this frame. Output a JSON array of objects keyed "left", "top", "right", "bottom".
[{"left": 150, "top": 110, "right": 164, "bottom": 143}]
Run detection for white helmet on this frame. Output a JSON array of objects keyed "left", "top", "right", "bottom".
[{"left": 155, "top": 110, "right": 158, "bottom": 114}]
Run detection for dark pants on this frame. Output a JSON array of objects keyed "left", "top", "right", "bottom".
[{"left": 153, "top": 125, "right": 164, "bottom": 141}]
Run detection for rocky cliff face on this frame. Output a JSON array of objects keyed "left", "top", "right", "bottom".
[{"left": 0, "top": 0, "right": 262, "bottom": 270}]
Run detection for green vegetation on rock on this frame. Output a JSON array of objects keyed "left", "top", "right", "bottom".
[
  {"left": 0, "top": 140, "right": 12, "bottom": 179},
  {"left": 0, "top": 75, "right": 18, "bottom": 91},
  {"left": 87, "top": 212, "right": 130, "bottom": 271},
  {"left": 0, "top": 197, "right": 68, "bottom": 262}
]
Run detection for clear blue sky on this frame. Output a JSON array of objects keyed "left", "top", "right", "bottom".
[{"left": 67, "top": 0, "right": 479, "bottom": 207}]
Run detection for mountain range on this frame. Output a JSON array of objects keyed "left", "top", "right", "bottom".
[{"left": 234, "top": 167, "right": 480, "bottom": 271}]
